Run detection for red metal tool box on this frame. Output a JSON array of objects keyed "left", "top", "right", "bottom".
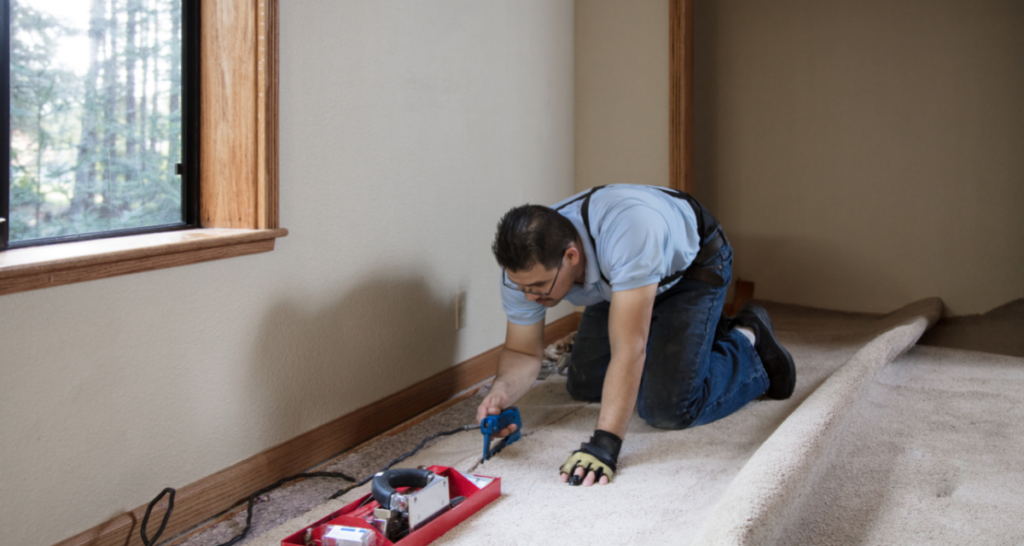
[{"left": 281, "top": 466, "right": 500, "bottom": 546}]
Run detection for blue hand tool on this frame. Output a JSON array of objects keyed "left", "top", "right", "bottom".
[{"left": 480, "top": 407, "right": 522, "bottom": 461}]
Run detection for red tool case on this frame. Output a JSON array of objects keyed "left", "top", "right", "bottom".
[{"left": 281, "top": 466, "right": 500, "bottom": 546}]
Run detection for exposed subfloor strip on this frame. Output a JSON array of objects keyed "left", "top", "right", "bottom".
[{"left": 170, "top": 386, "right": 491, "bottom": 546}]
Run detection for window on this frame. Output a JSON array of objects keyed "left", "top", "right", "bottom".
[
  {"left": 3, "top": 0, "right": 199, "bottom": 250},
  {"left": 0, "top": 0, "right": 283, "bottom": 297}
]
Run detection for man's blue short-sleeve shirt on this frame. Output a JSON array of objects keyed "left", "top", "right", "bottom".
[{"left": 501, "top": 185, "right": 703, "bottom": 325}]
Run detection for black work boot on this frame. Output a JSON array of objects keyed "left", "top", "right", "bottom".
[{"left": 731, "top": 303, "right": 796, "bottom": 400}]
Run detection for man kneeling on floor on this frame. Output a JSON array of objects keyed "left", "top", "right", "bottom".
[{"left": 477, "top": 184, "right": 797, "bottom": 487}]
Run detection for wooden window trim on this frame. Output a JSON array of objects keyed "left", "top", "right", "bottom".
[{"left": 0, "top": 0, "right": 282, "bottom": 297}]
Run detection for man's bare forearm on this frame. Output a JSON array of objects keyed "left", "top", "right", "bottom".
[
  {"left": 595, "top": 344, "right": 646, "bottom": 438},
  {"left": 491, "top": 347, "right": 543, "bottom": 405},
  {"left": 596, "top": 283, "right": 658, "bottom": 440}
]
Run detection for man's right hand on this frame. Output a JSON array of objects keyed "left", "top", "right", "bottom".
[
  {"left": 477, "top": 391, "right": 518, "bottom": 438},
  {"left": 478, "top": 320, "right": 544, "bottom": 439}
]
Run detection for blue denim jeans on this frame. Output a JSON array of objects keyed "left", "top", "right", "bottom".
[{"left": 566, "top": 239, "right": 769, "bottom": 429}]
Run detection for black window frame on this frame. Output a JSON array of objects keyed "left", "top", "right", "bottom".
[{"left": 0, "top": 0, "right": 200, "bottom": 251}]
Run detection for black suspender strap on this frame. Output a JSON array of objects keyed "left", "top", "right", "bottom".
[
  {"left": 579, "top": 189, "right": 610, "bottom": 285},
  {"left": 556, "top": 185, "right": 726, "bottom": 288},
  {"left": 555, "top": 187, "right": 609, "bottom": 284},
  {"left": 553, "top": 186, "right": 599, "bottom": 213}
]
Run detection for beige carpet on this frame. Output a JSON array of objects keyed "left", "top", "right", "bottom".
[
  {"left": 245, "top": 297, "right": 1024, "bottom": 546},
  {"left": 777, "top": 344, "right": 1024, "bottom": 546}
]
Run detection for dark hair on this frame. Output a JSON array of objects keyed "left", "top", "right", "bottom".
[{"left": 492, "top": 204, "right": 578, "bottom": 272}]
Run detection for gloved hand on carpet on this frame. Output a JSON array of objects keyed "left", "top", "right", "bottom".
[{"left": 559, "top": 430, "right": 622, "bottom": 486}]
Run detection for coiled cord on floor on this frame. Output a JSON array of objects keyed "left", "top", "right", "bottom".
[{"left": 140, "top": 424, "right": 480, "bottom": 546}]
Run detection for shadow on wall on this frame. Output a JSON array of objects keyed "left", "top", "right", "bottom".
[
  {"left": 247, "top": 275, "right": 459, "bottom": 447},
  {"left": 731, "top": 233, "right": 910, "bottom": 313},
  {"left": 918, "top": 298, "right": 1024, "bottom": 358},
  {"left": 692, "top": 0, "right": 721, "bottom": 213}
]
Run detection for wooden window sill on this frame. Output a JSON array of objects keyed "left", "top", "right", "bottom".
[{"left": 0, "top": 228, "right": 288, "bottom": 297}]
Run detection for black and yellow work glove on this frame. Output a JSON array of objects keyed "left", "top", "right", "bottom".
[{"left": 559, "top": 430, "right": 622, "bottom": 485}]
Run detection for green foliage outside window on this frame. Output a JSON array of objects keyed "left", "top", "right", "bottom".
[{"left": 9, "top": 0, "right": 183, "bottom": 244}]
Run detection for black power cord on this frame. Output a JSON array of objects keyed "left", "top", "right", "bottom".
[
  {"left": 215, "top": 470, "right": 359, "bottom": 546},
  {"left": 327, "top": 424, "right": 479, "bottom": 500},
  {"left": 140, "top": 424, "right": 480, "bottom": 546},
  {"left": 141, "top": 488, "right": 175, "bottom": 546}
]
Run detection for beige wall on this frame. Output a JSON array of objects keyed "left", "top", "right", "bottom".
[
  {"left": 694, "top": 0, "right": 1024, "bottom": 315},
  {"left": 0, "top": 2, "right": 575, "bottom": 545},
  {"left": 575, "top": 0, "right": 669, "bottom": 192}
]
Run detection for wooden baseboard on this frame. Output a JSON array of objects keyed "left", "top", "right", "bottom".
[{"left": 55, "top": 312, "right": 581, "bottom": 546}]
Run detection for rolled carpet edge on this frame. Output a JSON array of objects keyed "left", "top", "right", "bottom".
[{"left": 694, "top": 297, "right": 943, "bottom": 546}]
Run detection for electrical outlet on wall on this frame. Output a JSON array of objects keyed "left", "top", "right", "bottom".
[{"left": 455, "top": 290, "right": 467, "bottom": 330}]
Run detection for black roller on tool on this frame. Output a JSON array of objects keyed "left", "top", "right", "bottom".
[{"left": 372, "top": 468, "right": 434, "bottom": 509}]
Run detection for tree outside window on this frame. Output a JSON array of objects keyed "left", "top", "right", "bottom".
[{"left": 8, "top": 0, "right": 187, "bottom": 245}]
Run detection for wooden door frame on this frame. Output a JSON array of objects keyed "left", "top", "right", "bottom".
[{"left": 670, "top": 0, "right": 694, "bottom": 194}]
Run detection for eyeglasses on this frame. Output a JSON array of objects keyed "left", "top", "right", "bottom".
[{"left": 503, "top": 251, "right": 566, "bottom": 296}]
